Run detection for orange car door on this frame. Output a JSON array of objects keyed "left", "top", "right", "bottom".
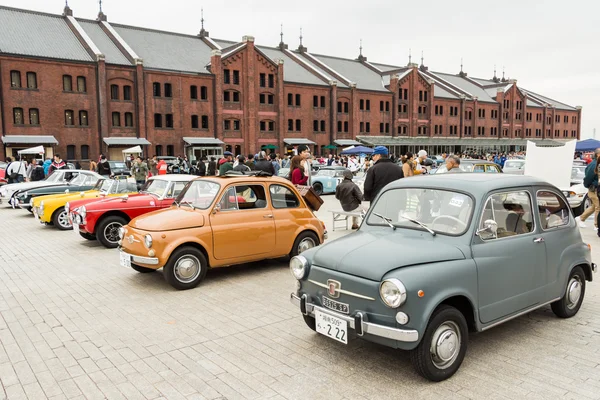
[
  {"left": 268, "top": 183, "right": 303, "bottom": 253},
  {"left": 210, "top": 184, "right": 276, "bottom": 260}
]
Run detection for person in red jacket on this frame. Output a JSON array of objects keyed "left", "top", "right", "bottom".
[
  {"left": 290, "top": 155, "right": 308, "bottom": 185},
  {"left": 157, "top": 159, "right": 168, "bottom": 175}
]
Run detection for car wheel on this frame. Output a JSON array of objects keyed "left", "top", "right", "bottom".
[
  {"left": 312, "top": 182, "right": 323, "bottom": 195},
  {"left": 52, "top": 207, "right": 72, "bottom": 230},
  {"left": 551, "top": 266, "right": 586, "bottom": 318},
  {"left": 131, "top": 263, "right": 155, "bottom": 273},
  {"left": 163, "top": 246, "right": 208, "bottom": 290},
  {"left": 574, "top": 195, "right": 589, "bottom": 217},
  {"left": 79, "top": 231, "right": 96, "bottom": 241},
  {"left": 302, "top": 314, "right": 316, "bottom": 331},
  {"left": 96, "top": 216, "right": 127, "bottom": 248},
  {"left": 411, "top": 305, "right": 468, "bottom": 382},
  {"left": 290, "top": 231, "right": 319, "bottom": 258}
]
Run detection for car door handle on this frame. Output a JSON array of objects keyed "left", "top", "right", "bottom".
[
  {"left": 263, "top": 214, "right": 274, "bottom": 219},
  {"left": 533, "top": 237, "right": 544, "bottom": 243}
]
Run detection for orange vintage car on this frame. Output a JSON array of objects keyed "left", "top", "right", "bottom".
[{"left": 118, "top": 173, "right": 327, "bottom": 290}]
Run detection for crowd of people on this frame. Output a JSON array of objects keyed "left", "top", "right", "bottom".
[{"left": 3, "top": 154, "right": 72, "bottom": 184}]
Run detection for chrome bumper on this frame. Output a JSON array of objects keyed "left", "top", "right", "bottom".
[
  {"left": 290, "top": 293, "right": 419, "bottom": 343},
  {"left": 120, "top": 249, "right": 159, "bottom": 265}
]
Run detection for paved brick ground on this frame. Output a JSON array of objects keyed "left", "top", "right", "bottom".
[{"left": 0, "top": 197, "right": 599, "bottom": 400}]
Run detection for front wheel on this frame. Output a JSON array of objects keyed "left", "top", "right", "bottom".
[
  {"left": 52, "top": 207, "right": 72, "bottom": 230},
  {"left": 96, "top": 215, "right": 127, "bottom": 248},
  {"left": 163, "top": 247, "right": 208, "bottom": 290},
  {"left": 289, "top": 231, "right": 319, "bottom": 258},
  {"left": 551, "top": 266, "right": 586, "bottom": 318},
  {"left": 312, "top": 182, "right": 323, "bottom": 195},
  {"left": 411, "top": 305, "right": 468, "bottom": 382}
]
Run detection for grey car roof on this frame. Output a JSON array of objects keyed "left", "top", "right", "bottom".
[
  {"left": 77, "top": 19, "right": 132, "bottom": 65},
  {"left": 256, "top": 46, "right": 328, "bottom": 87},
  {"left": 311, "top": 53, "right": 389, "bottom": 92},
  {"left": 111, "top": 24, "right": 212, "bottom": 74},
  {"left": 0, "top": 6, "right": 93, "bottom": 62}
]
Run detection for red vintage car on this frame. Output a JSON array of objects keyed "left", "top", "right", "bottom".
[{"left": 69, "top": 175, "right": 196, "bottom": 248}]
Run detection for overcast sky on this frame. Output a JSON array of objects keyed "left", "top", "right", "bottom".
[{"left": 4, "top": 0, "right": 599, "bottom": 138}]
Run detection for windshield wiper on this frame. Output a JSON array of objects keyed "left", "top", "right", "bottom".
[
  {"left": 180, "top": 201, "right": 195, "bottom": 210},
  {"left": 372, "top": 212, "right": 396, "bottom": 230},
  {"left": 398, "top": 214, "right": 436, "bottom": 236}
]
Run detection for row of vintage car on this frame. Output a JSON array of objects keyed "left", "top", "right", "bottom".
[{"left": 0, "top": 168, "right": 595, "bottom": 382}]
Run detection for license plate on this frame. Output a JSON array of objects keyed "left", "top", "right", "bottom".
[
  {"left": 119, "top": 252, "right": 131, "bottom": 268},
  {"left": 322, "top": 296, "right": 349, "bottom": 314},
  {"left": 315, "top": 309, "right": 348, "bottom": 344}
]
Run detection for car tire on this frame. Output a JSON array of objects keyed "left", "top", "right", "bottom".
[
  {"left": 573, "top": 195, "right": 589, "bottom": 217},
  {"left": 312, "top": 182, "right": 323, "bottom": 195},
  {"left": 52, "top": 207, "right": 72, "bottom": 230},
  {"left": 302, "top": 314, "right": 316, "bottom": 331},
  {"left": 410, "top": 305, "right": 468, "bottom": 382},
  {"left": 551, "top": 266, "right": 586, "bottom": 318},
  {"left": 163, "top": 246, "right": 208, "bottom": 290},
  {"left": 96, "top": 215, "right": 127, "bottom": 248},
  {"left": 79, "top": 231, "right": 96, "bottom": 241},
  {"left": 131, "top": 263, "right": 155, "bottom": 273},
  {"left": 289, "top": 231, "right": 319, "bottom": 258}
]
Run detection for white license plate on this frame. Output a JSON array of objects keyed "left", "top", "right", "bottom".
[
  {"left": 315, "top": 309, "right": 348, "bottom": 344},
  {"left": 119, "top": 252, "right": 131, "bottom": 268}
]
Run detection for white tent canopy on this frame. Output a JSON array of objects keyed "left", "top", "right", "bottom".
[
  {"left": 122, "top": 145, "right": 143, "bottom": 154},
  {"left": 17, "top": 145, "right": 45, "bottom": 155}
]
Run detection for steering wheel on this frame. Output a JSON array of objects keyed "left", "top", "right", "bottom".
[{"left": 431, "top": 215, "right": 467, "bottom": 231}]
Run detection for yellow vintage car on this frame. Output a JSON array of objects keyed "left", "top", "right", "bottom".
[{"left": 32, "top": 179, "right": 138, "bottom": 230}]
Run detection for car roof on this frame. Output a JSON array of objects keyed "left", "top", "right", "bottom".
[
  {"left": 320, "top": 166, "right": 347, "bottom": 170},
  {"left": 203, "top": 175, "right": 294, "bottom": 185},
  {"left": 459, "top": 159, "right": 498, "bottom": 165},
  {"left": 387, "top": 173, "right": 553, "bottom": 195},
  {"left": 148, "top": 174, "right": 196, "bottom": 182}
]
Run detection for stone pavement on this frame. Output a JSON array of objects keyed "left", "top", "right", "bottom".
[{"left": 0, "top": 196, "right": 599, "bottom": 400}]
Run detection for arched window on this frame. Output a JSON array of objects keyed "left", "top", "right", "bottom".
[
  {"left": 26, "top": 72, "right": 37, "bottom": 89},
  {"left": 81, "top": 145, "right": 89, "bottom": 160},
  {"left": 13, "top": 108, "right": 24, "bottom": 125},
  {"left": 110, "top": 84, "right": 119, "bottom": 100},
  {"left": 79, "top": 110, "right": 88, "bottom": 126},
  {"left": 153, "top": 82, "right": 161, "bottom": 97},
  {"left": 66, "top": 145, "right": 76, "bottom": 161},
  {"left": 77, "top": 76, "right": 86, "bottom": 93},
  {"left": 64, "top": 110, "right": 74, "bottom": 126},
  {"left": 166, "top": 145, "right": 174, "bottom": 156},
  {"left": 156, "top": 145, "right": 163, "bottom": 157},
  {"left": 29, "top": 109, "right": 39, "bottom": 125},
  {"left": 112, "top": 112, "right": 121, "bottom": 127},
  {"left": 124, "top": 112, "right": 134, "bottom": 127}
]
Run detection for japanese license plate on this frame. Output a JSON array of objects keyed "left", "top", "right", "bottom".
[
  {"left": 322, "top": 296, "right": 349, "bottom": 314},
  {"left": 315, "top": 309, "right": 348, "bottom": 344},
  {"left": 119, "top": 251, "right": 131, "bottom": 268}
]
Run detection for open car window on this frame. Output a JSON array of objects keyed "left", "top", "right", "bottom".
[
  {"left": 537, "top": 190, "right": 570, "bottom": 230},
  {"left": 218, "top": 185, "right": 268, "bottom": 211},
  {"left": 479, "top": 191, "right": 534, "bottom": 240}
]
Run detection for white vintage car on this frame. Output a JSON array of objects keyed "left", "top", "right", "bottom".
[{"left": 562, "top": 164, "right": 588, "bottom": 217}]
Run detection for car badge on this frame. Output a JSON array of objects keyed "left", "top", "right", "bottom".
[{"left": 327, "top": 279, "right": 341, "bottom": 298}]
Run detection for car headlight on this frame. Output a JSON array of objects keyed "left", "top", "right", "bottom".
[
  {"left": 290, "top": 255, "right": 308, "bottom": 280},
  {"left": 379, "top": 279, "right": 407, "bottom": 308},
  {"left": 118, "top": 227, "right": 125, "bottom": 240},
  {"left": 39, "top": 201, "right": 45, "bottom": 216},
  {"left": 144, "top": 234, "right": 153, "bottom": 248},
  {"left": 80, "top": 206, "right": 87, "bottom": 219}
]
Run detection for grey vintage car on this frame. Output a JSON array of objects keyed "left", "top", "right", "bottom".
[{"left": 290, "top": 174, "right": 595, "bottom": 381}]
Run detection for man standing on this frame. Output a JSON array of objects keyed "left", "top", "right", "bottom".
[
  {"left": 363, "top": 146, "right": 404, "bottom": 204},
  {"left": 48, "top": 154, "right": 67, "bottom": 175},
  {"left": 348, "top": 155, "right": 359, "bottom": 175},
  {"left": 335, "top": 170, "right": 365, "bottom": 229},
  {"left": 413, "top": 150, "right": 428, "bottom": 175},
  {"left": 233, "top": 155, "right": 251, "bottom": 172},
  {"left": 269, "top": 153, "right": 280, "bottom": 176},
  {"left": 6, "top": 157, "right": 26, "bottom": 183},
  {"left": 327, "top": 153, "right": 334, "bottom": 166},
  {"left": 131, "top": 156, "right": 149, "bottom": 190},
  {"left": 218, "top": 152, "right": 234, "bottom": 176},
  {"left": 254, "top": 151, "right": 275, "bottom": 175},
  {"left": 148, "top": 155, "right": 158, "bottom": 177},
  {"left": 245, "top": 154, "right": 256, "bottom": 170},
  {"left": 30, "top": 160, "right": 45, "bottom": 181},
  {"left": 297, "top": 145, "right": 312, "bottom": 186},
  {"left": 97, "top": 155, "right": 112, "bottom": 177},
  {"left": 445, "top": 155, "right": 462, "bottom": 173},
  {"left": 196, "top": 156, "right": 207, "bottom": 176},
  {"left": 207, "top": 157, "right": 217, "bottom": 176},
  {"left": 578, "top": 148, "right": 600, "bottom": 228}
]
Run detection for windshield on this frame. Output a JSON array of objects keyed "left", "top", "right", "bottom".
[
  {"left": 45, "top": 171, "right": 63, "bottom": 182},
  {"left": 69, "top": 174, "right": 90, "bottom": 185},
  {"left": 504, "top": 161, "right": 524, "bottom": 169},
  {"left": 141, "top": 179, "right": 168, "bottom": 197},
  {"left": 109, "top": 162, "right": 127, "bottom": 170},
  {"left": 367, "top": 188, "right": 474, "bottom": 235},
  {"left": 94, "top": 179, "right": 108, "bottom": 191},
  {"left": 317, "top": 169, "right": 341, "bottom": 177},
  {"left": 434, "top": 164, "right": 473, "bottom": 174},
  {"left": 175, "top": 180, "right": 220, "bottom": 209},
  {"left": 571, "top": 166, "right": 586, "bottom": 181}
]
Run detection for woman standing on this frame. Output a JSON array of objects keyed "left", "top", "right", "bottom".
[
  {"left": 290, "top": 155, "right": 308, "bottom": 185},
  {"left": 402, "top": 152, "right": 415, "bottom": 177}
]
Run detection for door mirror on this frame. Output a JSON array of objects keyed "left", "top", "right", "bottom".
[
  {"left": 212, "top": 203, "right": 221, "bottom": 214},
  {"left": 120, "top": 194, "right": 129, "bottom": 202},
  {"left": 477, "top": 219, "right": 498, "bottom": 238}
]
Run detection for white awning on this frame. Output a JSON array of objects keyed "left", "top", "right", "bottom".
[
  {"left": 283, "top": 138, "right": 316, "bottom": 145},
  {"left": 122, "top": 145, "right": 143, "bottom": 154},
  {"left": 18, "top": 145, "right": 46, "bottom": 155},
  {"left": 103, "top": 137, "right": 151, "bottom": 146},
  {"left": 334, "top": 139, "right": 362, "bottom": 146},
  {"left": 2, "top": 135, "right": 58, "bottom": 145},
  {"left": 183, "top": 137, "right": 225, "bottom": 145}
]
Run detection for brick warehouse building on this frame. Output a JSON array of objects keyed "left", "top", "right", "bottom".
[{"left": 0, "top": 4, "right": 582, "bottom": 163}]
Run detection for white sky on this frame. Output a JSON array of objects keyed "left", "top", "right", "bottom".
[{"left": 3, "top": 0, "right": 599, "bottom": 138}]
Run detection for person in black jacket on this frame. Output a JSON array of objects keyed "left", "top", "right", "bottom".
[
  {"left": 363, "top": 146, "right": 403, "bottom": 204},
  {"left": 97, "top": 155, "right": 112, "bottom": 177},
  {"left": 253, "top": 151, "right": 275, "bottom": 175},
  {"left": 335, "top": 170, "right": 365, "bottom": 229},
  {"left": 207, "top": 157, "right": 217, "bottom": 176},
  {"left": 195, "top": 157, "right": 207, "bottom": 176}
]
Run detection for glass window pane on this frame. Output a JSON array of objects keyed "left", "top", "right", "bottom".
[
  {"left": 270, "top": 184, "right": 300, "bottom": 208},
  {"left": 537, "top": 190, "right": 570, "bottom": 230}
]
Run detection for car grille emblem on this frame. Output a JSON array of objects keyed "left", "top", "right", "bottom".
[{"left": 327, "top": 279, "right": 341, "bottom": 298}]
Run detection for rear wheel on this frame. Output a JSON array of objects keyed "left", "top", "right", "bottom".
[
  {"left": 96, "top": 215, "right": 127, "bottom": 248},
  {"left": 52, "top": 207, "right": 72, "bottom": 230},
  {"left": 289, "top": 231, "right": 319, "bottom": 258},
  {"left": 551, "top": 266, "right": 586, "bottom": 318},
  {"left": 79, "top": 232, "right": 96, "bottom": 241},
  {"left": 163, "top": 247, "right": 208, "bottom": 290},
  {"left": 312, "top": 182, "right": 323, "bottom": 195}
]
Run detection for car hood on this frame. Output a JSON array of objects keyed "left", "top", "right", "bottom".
[
  {"left": 27, "top": 183, "right": 89, "bottom": 195},
  {"left": 129, "top": 207, "right": 205, "bottom": 231},
  {"left": 33, "top": 190, "right": 98, "bottom": 206},
  {"left": 84, "top": 193, "right": 157, "bottom": 210},
  {"left": 311, "top": 231, "right": 466, "bottom": 281}
]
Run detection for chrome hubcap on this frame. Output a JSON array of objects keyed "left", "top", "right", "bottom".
[
  {"left": 173, "top": 255, "right": 201, "bottom": 283},
  {"left": 566, "top": 277, "right": 582, "bottom": 309},
  {"left": 430, "top": 321, "right": 461, "bottom": 369},
  {"left": 58, "top": 211, "right": 71, "bottom": 228},
  {"left": 104, "top": 222, "right": 122, "bottom": 243},
  {"left": 298, "top": 237, "right": 316, "bottom": 254}
]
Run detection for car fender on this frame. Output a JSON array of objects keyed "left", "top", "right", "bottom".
[
  {"left": 382, "top": 259, "right": 479, "bottom": 338},
  {"left": 159, "top": 229, "right": 213, "bottom": 267}
]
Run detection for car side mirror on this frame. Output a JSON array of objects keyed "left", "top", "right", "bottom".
[
  {"left": 212, "top": 204, "right": 221, "bottom": 214},
  {"left": 120, "top": 194, "right": 129, "bottom": 202},
  {"left": 476, "top": 219, "right": 498, "bottom": 238}
]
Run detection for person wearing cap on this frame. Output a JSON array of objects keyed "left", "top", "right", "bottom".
[
  {"left": 254, "top": 151, "right": 275, "bottom": 175},
  {"left": 335, "top": 169, "right": 365, "bottom": 229},
  {"left": 233, "top": 155, "right": 250, "bottom": 172},
  {"left": 363, "top": 146, "right": 404, "bottom": 203},
  {"left": 297, "top": 144, "right": 312, "bottom": 185},
  {"left": 414, "top": 150, "right": 428, "bottom": 175},
  {"left": 218, "top": 151, "right": 234, "bottom": 176}
]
